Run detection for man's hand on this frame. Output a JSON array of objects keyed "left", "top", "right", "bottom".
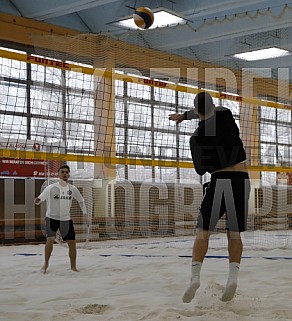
[
  {"left": 168, "top": 113, "right": 185, "bottom": 124},
  {"left": 34, "top": 197, "right": 41, "bottom": 205}
]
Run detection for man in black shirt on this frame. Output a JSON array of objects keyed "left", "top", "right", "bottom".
[{"left": 169, "top": 91, "right": 250, "bottom": 302}]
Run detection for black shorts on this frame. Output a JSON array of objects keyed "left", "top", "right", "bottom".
[
  {"left": 45, "top": 218, "right": 76, "bottom": 241},
  {"left": 196, "top": 171, "right": 250, "bottom": 232}
]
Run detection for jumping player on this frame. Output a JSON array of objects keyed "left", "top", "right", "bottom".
[{"left": 169, "top": 91, "right": 250, "bottom": 302}]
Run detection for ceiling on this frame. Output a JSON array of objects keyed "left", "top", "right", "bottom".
[{"left": 1, "top": 0, "right": 292, "bottom": 79}]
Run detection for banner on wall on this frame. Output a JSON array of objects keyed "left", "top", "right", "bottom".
[
  {"left": 276, "top": 171, "right": 292, "bottom": 185},
  {"left": 0, "top": 139, "right": 64, "bottom": 177}
]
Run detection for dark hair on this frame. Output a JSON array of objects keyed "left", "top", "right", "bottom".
[
  {"left": 58, "top": 164, "right": 70, "bottom": 173},
  {"left": 193, "top": 91, "right": 214, "bottom": 116}
]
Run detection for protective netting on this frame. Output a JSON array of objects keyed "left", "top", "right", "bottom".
[{"left": 0, "top": 32, "right": 291, "bottom": 248}]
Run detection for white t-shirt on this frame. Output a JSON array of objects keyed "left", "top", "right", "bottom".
[{"left": 38, "top": 181, "right": 87, "bottom": 221}]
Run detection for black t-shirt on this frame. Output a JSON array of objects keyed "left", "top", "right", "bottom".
[{"left": 189, "top": 106, "right": 246, "bottom": 175}]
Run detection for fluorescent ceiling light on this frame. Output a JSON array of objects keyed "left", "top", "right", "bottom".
[
  {"left": 114, "top": 8, "right": 186, "bottom": 29},
  {"left": 233, "top": 47, "right": 291, "bottom": 61}
]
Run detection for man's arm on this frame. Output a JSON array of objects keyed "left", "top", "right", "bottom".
[
  {"left": 72, "top": 186, "right": 89, "bottom": 224},
  {"left": 34, "top": 197, "right": 41, "bottom": 205},
  {"left": 34, "top": 186, "right": 50, "bottom": 205},
  {"left": 184, "top": 109, "right": 200, "bottom": 120},
  {"left": 73, "top": 188, "right": 87, "bottom": 214},
  {"left": 190, "top": 137, "right": 209, "bottom": 176},
  {"left": 169, "top": 109, "right": 199, "bottom": 124},
  {"left": 168, "top": 112, "right": 185, "bottom": 124}
]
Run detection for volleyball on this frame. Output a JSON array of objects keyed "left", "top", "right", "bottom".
[{"left": 133, "top": 7, "right": 154, "bottom": 29}]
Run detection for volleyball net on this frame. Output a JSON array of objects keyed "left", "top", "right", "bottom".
[{"left": 0, "top": 33, "right": 292, "bottom": 247}]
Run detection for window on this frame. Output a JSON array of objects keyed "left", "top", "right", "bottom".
[
  {"left": 115, "top": 78, "right": 200, "bottom": 181},
  {"left": 0, "top": 46, "right": 95, "bottom": 178}
]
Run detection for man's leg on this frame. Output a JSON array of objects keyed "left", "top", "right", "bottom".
[
  {"left": 221, "top": 230, "right": 242, "bottom": 301},
  {"left": 67, "top": 240, "right": 79, "bottom": 272},
  {"left": 182, "top": 229, "right": 210, "bottom": 303},
  {"left": 41, "top": 237, "right": 55, "bottom": 273},
  {"left": 61, "top": 220, "right": 78, "bottom": 272}
]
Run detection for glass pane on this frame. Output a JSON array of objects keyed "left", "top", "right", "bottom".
[
  {"left": 116, "top": 127, "right": 124, "bottom": 142},
  {"left": 31, "top": 64, "right": 62, "bottom": 85},
  {"left": 260, "top": 123, "right": 276, "bottom": 142},
  {"left": 179, "top": 135, "right": 192, "bottom": 160},
  {"left": 260, "top": 143, "right": 276, "bottom": 165},
  {"left": 277, "top": 109, "right": 291, "bottom": 122},
  {"left": 116, "top": 164, "right": 126, "bottom": 179},
  {"left": 278, "top": 145, "right": 292, "bottom": 164},
  {"left": 260, "top": 106, "right": 276, "bottom": 120},
  {"left": 31, "top": 87, "right": 63, "bottom": 118},
  {"left": 277, "top": 126, "right": 291, "bottom": 144},
  {"left": 0, "top": 57, "right": 26, "bottom": 79},
  {"left": 66, "top": 139, "right": 94, "bottom": 154},
  {"left": 223, "top": 100, "right": 240, "bottom": 116},
  {"left": 178, "top": 117, "right": 198, "bottom": 135},
  {"left": 67, "top": 91, "right": 94, "bottom": 121},
  {"left": 0, "top": 115, "right": 27, "bottom": 137},
  {"left": 153, "top": 132, "right": 176, "bottom": 157},
  {"left": 153, "top": 104, "right": 175, "bottom": 130},
  {"left": 128, "top": 82, "right": 150, "bottom": 100},
  {"left": 0, "top": 82, "right": 26, "bottom": 112},
  {"left": 115, "top": 100, "right": 124, "bottom": 125},
  {"left": 154, "top": 87, "right": 175, "bottom": 103},
  {"left": 66, "top": 70, "right": 94, "bottom": 91},
  {"left": 66, "top": 122, "right": 94, "bottom": 152},
  {"left": 178, "top": 91, "right": 195, "bottom": 107},
  {"left": 261, "top": 172, "right": 276, "bottom": 185},
  {"left": 127, "top": 128, "right": 152, "bottom": 148},
  {"left": 31, "top": 118, "right": 62, "bottom": 140},
  {"left": 128, "top": 103, "right": 151, "bottom": 127},
  {"left": 115, "top": 80, "right": 124, "bottom": 97}
]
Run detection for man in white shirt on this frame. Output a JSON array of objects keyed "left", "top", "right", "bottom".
[{"left": 34, "top": 165, "right": 88, "bottom": 273}]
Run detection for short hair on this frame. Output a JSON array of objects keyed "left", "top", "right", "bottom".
[
  {"left": 58, "top": 164, "right": 70, "bottom": 173},
  {"left": 194, "top": 91, "right": 214, "bottom": 116}
]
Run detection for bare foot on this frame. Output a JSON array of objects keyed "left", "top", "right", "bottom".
[
  {"left": 40, "top": 264, "right": 48, "bottom": 274},
  {"left": 71, "top": 267, "right": 79, "bottom": 272}
]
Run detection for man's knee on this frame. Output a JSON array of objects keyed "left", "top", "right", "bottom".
[
  {"left": 46, "top": 236, "right": 55, "bottom": 245},
  {"left": 66, "top": 240, "right": 76, "bottom": 247},
  {"left": 196, "top": 229, "right": 211, "bottom": 240},
  {"left": 227, "top": 230, "right": 241, "bottom": 240}
]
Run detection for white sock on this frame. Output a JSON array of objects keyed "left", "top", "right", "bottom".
[
  {"left": 182, "top": 261, "right": 202, "bottom": 303},
  {"left": 221, "top": 262, "right": 240, "bottom": 302}
]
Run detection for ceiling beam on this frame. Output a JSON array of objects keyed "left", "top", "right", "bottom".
[{"left": 25, "top": 0, "right": 122, "bottom": 20}]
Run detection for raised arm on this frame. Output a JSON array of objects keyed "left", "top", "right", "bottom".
[
  {"left": 168, "top": 113, "right": 185, "bottom": 124},
  {"left": 184, "top": 109, "right": 200, "bottom": 120},
  {"left": 169, "top": 109, "right": 199, "bottom": 124}
]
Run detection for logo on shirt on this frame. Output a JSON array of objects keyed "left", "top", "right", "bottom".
[
  {"left": 53, "top": 194, "right": 72, "bottom": 200},
  {"left": 60, "top": 195, "right": 72, "bottom": 200}
]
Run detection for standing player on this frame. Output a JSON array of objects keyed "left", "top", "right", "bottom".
[
  {"left": 34, "top": 164, "right": 88, "bottom": 273},
  {"left": 169, "top": 91, "right": 250, "bottom": 302}
]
